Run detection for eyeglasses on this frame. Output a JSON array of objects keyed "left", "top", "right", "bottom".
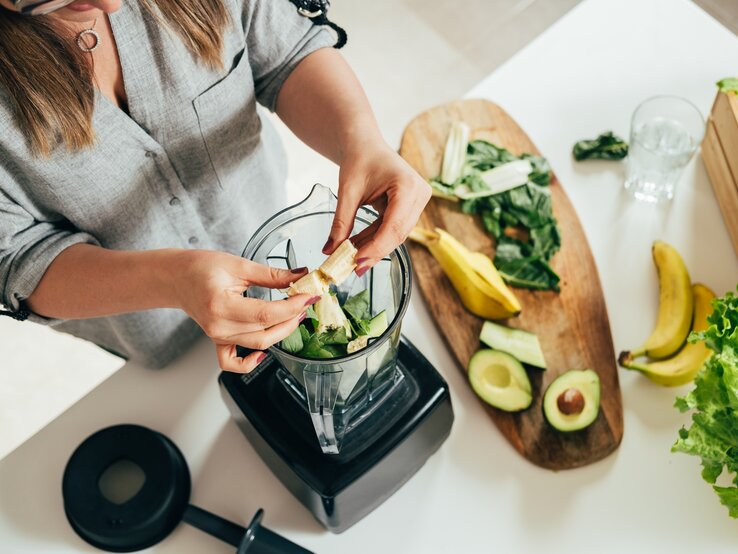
[{"left": 12, "top": 0, "right": 77, "bottom": 15}]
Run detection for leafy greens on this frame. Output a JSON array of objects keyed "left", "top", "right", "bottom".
[
  {"left": 433, "top": 139, "right": 561, "bottom": 291},
  {"left": 717, "top": 77, "right": 738, "bottom": 95},
  {"left": 572, "top": 131, "right": 628, "bottom": 161},
  {"left": 280, "top": 290, "right": 382, "bottom": 359},
  {"left": 673, "top": 289, "right": 738, "bottom": 517}
]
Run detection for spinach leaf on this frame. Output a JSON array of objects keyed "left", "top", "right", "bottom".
[
  {"left": 342, "top": 290, "right": 371, "bottom": 322},
  {"left": 299, "top": 333, "right": 335, "bottom": 359},
  {"left": 321, "top": 327, "right": 350, "bottom": 345},
  {"left": 572, "top": 131, "right": 628, "bottom": 161},
  {"left": 494, "top": 238, "right": 560, "bottom": 291},
  {"left": 281, "top": 325, "right": 304, "bottom": 354}
]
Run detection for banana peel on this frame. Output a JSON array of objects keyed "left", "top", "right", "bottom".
[
  {"left": 409, "top": 227, "right": 521, "bottom": 320},
  {"left": 619, "top": 283, "right": 715, "bottom": 386}
]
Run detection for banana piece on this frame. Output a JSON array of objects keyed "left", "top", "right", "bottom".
[
  {"left": 409, "top": 226, "right": 521, "bottom": 320},
  {"left": 319, "top": 239, "right": 358, "bottom": 285},
  {"left": 619, "top": 284, "right": 715, "bottom": 386},
  {"left": 286, "top": 239, "right": 357, "bottom": 297},
  {"left": 286, "top": 270, "right": 330, "bottom": 297},
  {"left": 314, "top": 293, "right": 352, "bottom": 337},
  {"left": 347, "top": 335, "right": 369, "bottom": 354},
  {"left": 622, "top": 240, "right": 693, "bottom": 360}
]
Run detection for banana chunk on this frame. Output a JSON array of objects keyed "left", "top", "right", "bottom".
[
  {"left": 286, "top": 270, "right": 330, "bottom": 297},
  {"left": 285, "top": 239, "right": 357, "bottom": 297},
  {"left": 319, "top": 239, "right": 358, "bottom": 286}
]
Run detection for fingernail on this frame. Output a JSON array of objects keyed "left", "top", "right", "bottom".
[
  {"left": 255, "top": 352, "right": 268, "bottom": 364},
  {"left": 356, "top": 257, "right": 370, "bottom": 266},
  {"left": 322, "top": 238, "right": 334, "bottom": 254},
  {"left": 356, "top": 265, "right": 370, "bottom": 277},
  {"left": 306, "top": 295, "right": 321, "bottom": 306},
  {"left": 298, "top": 312, "right": 307, "bottom": 322},
  {"left": 290, "top": 266, "right": 308, "bottom": 274}
]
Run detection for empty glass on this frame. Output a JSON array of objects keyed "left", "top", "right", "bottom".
[
  {"left": 241, "top": 184, "right": 412, "bottom": 454},
  {"left": 624, "top": 96, "right": 704, "bottom": 203}
]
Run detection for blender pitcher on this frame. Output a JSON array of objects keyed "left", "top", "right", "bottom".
[{"left": 241, "top": 184, "right": 412, "bottom": 454}]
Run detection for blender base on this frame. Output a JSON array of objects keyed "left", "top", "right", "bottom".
[{"left": 219, "top": 336, "right": 454, "bottom": 534}]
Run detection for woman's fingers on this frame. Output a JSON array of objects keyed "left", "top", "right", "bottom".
[
  {"left": 324, "top": 183, "right": 362, "bottom": 254},
  {"left": 242, "top": 261, "right": 308, "bottom": 289},
  {"left": 228, "top": 313, "right": 304, "bottom": 352},
  {"left": 216, "top": 312, "right": 305, "bottom": 373},
  {"left": 216, "top": 344, "right": 267, "bottom": 374},
  {"left": 223, "top": 293, "right": 317, "bottom": 328}
]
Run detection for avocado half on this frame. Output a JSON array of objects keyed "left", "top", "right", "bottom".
[
  {"left": 543, "top": 369, "right": 600, "bottom": 432},
  {"left": 468, "top": 349, "right": 532, "bottom": 412}
]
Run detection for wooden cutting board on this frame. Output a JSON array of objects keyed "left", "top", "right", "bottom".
[{"left": 400, "top": 99, "right": 623, "bottom": 470}]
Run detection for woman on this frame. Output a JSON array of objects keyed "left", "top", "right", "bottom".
[{"left": 0, "top": 0, "right": 430, "bottom": 372}]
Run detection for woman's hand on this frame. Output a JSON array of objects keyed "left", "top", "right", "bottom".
[
  {"left": 323, "top": 141, "right": 431, "bottom": 275},
  {"left": 171, "top": 250, "right": 318, "bottom": 373}
]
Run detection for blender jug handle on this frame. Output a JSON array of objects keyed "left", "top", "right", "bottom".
[{"left": 303, "top": 368, "right": 343, "bottom": 454}]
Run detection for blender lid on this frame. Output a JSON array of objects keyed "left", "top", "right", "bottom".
[{"left": 62, "top": 424, "right": 313, "bottom": 553}]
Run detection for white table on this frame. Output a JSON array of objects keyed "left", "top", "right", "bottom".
[{"left": 3, "top": 0, "right": 738, "bottom": 552}]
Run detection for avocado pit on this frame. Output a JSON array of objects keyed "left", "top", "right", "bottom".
[{"left": 557, "top": 387, "right": 585, "bottom": 415}]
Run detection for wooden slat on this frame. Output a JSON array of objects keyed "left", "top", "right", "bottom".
[
  {"left": 399, "top": 99, "right": 623, "bottom": 470},
  {"left": 703, "top": 118, "right": 738, "bottom": 256}
]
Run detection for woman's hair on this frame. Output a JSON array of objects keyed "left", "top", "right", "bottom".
[{"left": 0, "top": 0, "right": 230, "bottom": 156}]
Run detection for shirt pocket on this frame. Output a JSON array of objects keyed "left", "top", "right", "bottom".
[{"left": 193, "top": 48, "right": 262, "bottom": 189}]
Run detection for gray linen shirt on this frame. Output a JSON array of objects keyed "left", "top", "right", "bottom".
[{"left": 0, "top": 0, "right": 334, "bottom": 367}]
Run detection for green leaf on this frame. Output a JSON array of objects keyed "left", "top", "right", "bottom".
[
  {"left": 321, "top": 327, "right": 349, "bottom": 345},
  {"left": 305, "top": 305, "right": 319, "bottom": 331},
  {"left": 717, "top": 77, "right": 738, "bottom": 95},
  {"left": 281, "top": 325, "right": 304, "bottom": 354},
  {"left": 572, "top": 131, "right": 629, "bottom": 161},
  {"left": 299, "top": 333, "right": 334, "bottom": 359},
  {"left": 714, "top": 486, "right": 738, "bottom": 518},
  {"left": 494, "top": 238, "right": 560, "bottom": 291},
  {"left": 342, "top": 290, "right": 371, "bottom": 322}
]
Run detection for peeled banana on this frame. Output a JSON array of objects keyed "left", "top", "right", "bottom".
[
  {"left": 622, "top": 240, "right": 693, "bottom": 361},
  {"left": 619, "top": 284, "right": 715, "bottom": 386},
  {"left": 319, "top": 239, "right": 357, "bottom": 285},
  {"left": 409, "top": 227, "right": 521, "bottom": 320},
  {"left": 286, "top": 239, "right": 357, "bottom": 297}
]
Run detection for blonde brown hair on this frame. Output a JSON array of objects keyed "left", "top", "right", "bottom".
[{"left": 0, "top": 0, "right": 230, "bottom": 156}]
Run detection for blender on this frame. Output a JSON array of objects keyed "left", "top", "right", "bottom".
[{"left": 219, "top": 184, "right": 454, "bottom": 533}]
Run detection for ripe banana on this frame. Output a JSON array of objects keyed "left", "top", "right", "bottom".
[
  {"left": 319, "top": 239, "right": 358, "bottom": 284},
  {"left": 619, "top": 284, "right": 715, "bottom": 386},
  {"left": 621, "top": 240, "right": 693, "bottom": 360},
  {"left": 286, "top": 239, "right": 357, "bottom": 297},
  {"left": 409, "top": 227, "right": 521, "bottom": 320}
]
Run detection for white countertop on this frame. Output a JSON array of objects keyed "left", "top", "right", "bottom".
[{"left": 3, "top": 0, "right": 738, "bottom": 552}]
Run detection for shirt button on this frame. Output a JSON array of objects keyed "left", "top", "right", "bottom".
[
  {"left": 145, "top": 151, "right": 157, "bottom": 158},
  {"left": 188, "top": 236, "right": 199, "bottom": 245},
  {"left": 169, "top": 196, "right": 181, "bottom": 206}
]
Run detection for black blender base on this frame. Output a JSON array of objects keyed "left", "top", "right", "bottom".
[{"left": 219, "top": 336, "right": 454, "bottom": 534}]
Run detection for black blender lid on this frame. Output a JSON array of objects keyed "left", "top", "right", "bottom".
[{"left": 62, "top": 424, "right": 313, "bottom": 553}]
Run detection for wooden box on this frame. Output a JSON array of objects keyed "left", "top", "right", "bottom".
[{"left": 702, "top": 89, "right": 738, "bottom": 256}]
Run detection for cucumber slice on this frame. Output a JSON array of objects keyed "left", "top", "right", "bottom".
[
  {"left": 367, "top": 310, "right": 388, "bottom": 337},
  {"left": 480, "top": 321, "right": 546, "bottom": 369}
]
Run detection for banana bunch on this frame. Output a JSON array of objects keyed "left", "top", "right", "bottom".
[
  {"left": 618, "top": 241, "right": 715, "bottom": 387},
  {"left": 286, "top": 239, "right": 357, "bottom": 297},
  {"left": 409, "top": 227, "right": 521, "bottom": 320}
]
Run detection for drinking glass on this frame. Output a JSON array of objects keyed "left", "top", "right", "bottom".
[{"left": 624, "top": 96, "right": 704, "bottom": 203}]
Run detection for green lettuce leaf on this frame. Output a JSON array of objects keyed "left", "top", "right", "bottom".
[
  {"left": 673, "top": 288, "right": 738, "bottom": 518},
  {"left": 717, "top": 77, "right": 738, "bottom": 95}
]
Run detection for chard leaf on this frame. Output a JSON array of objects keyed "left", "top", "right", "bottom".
[
  {"left": 281, "top": 325, "right": 304, "bottom": 354},
  {"left": 342, "top": 290, "right": 371, "bottom": 322},
  {"left": 321, "top": 327, "right": 349, "bottom": 345},
  {"left": 572, "top": 131, "right": 629, "bottom": 161}
]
